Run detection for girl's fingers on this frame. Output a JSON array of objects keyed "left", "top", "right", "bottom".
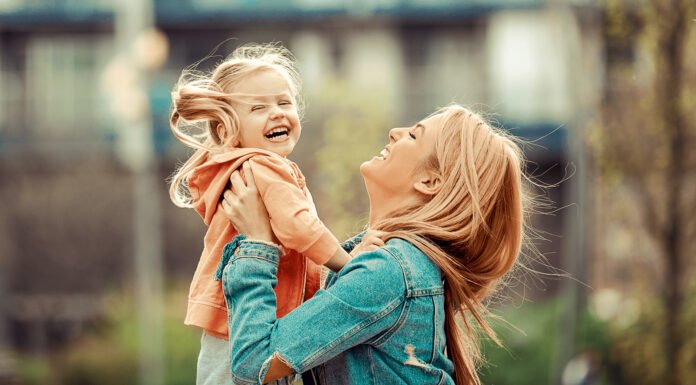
[
  {"left": 370, "top": 237, "right": 385, "bottom": 245},
  {"left": 365, "top": 230, "right": 386, "bottom": 238},
  {"left": 363, "top": 236, "right": 385, "bottom": 246}
]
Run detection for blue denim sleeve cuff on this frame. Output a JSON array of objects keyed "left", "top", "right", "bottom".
[
  {"left": 215, "top": 235, "right": 282, "bottom": 281},
  {"left": 341, "top": 230, "right": 366, "bottom": 253},
  {"left": 233, "top": 239, "right": 283, "bottom": 264},
  {"left": 215, "top": 234, "right": 248, "bottom": 281}
]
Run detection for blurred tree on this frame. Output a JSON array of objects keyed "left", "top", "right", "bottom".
[
  {"left": 592, "top": 1, "right": 695, "bottom": 384},
  {"left": 313, "top": 77, "right": 390, "bottom": 239}
]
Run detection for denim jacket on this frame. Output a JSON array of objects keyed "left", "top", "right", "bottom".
[{"left": 221, "top": 235, "right": 455, "bottom": 385}]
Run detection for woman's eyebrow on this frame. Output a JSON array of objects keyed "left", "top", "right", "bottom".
[{"left": 414, "top": 123, "right": 425, "bottom": 135}]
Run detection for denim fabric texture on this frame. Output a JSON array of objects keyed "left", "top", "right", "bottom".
[
  {"left": 339, "top": 231, "right": 365, "bottom": 253},
  {"left": 221, "top": 235, "right": 455, "bottom": 385}
]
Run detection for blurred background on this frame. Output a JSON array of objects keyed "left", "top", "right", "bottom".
[{"left": 0, "top": 0, "right": 694, "bottom": 384}]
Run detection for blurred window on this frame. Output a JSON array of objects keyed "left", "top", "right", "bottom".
[
  {"left": 6, "top": 0, "right": 112, "bottom": 11},
  {"left": 25, "top": 34, "right": 114, "bottom": 139},
  {"left": 487, "top": 10, "right": 573, "bottom": 123}
]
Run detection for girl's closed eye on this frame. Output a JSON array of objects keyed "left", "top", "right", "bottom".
[
  {"left": 279, "top": 100, "right": 292, "bottom": 107},
  {"left": 409, "top": 131, "right": 417, "bottom": 139},
  {"left": 251, "top": 104, "right": 266, "bottom": 112}
]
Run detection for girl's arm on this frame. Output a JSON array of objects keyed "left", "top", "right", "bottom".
[
  {"left": 242, "top": 156, "right": 345, "bottom": 269},
  {"left": 221, "top": 162, "right": 384, "bottom": 271}
]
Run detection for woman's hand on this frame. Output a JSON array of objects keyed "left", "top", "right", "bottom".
[
  {"left": 350, "top": 230, "right": 386, "bottom": 257},
  {"left": 220, "top": 162, "right": 274, "bottom": 243}
]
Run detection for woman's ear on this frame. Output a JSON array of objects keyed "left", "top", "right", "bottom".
[{"left": 413, "top": 171, "right": 442, "bottom": 196}]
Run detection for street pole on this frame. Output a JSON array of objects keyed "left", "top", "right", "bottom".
[
  {"left": 112, "top": 1, "right": 165, "bottom": 384},
  {"left": 547, "top": 2, "right": 590, "bottom": 384},
  {"left": 0, "top": 35, "right": 17, "bottom": 385}
]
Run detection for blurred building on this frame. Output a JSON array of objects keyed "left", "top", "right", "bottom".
[{"left": 0, "top": 0, "right": 600, "bottom": 355}]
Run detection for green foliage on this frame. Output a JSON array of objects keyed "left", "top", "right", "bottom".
[
  {"left": 15, "top": 286, "right": 200, "bottom": 385},
  {"left": 597, "top": 290, "right": 696, "bottom": 385},
  {"left": 479, "top": 298, "right": 618, "bottom": 385},
  {"left": 479, "top": 300, "right": 560, "bottom": 384},
  {"left": 15, "top": 355, "right": 50, "bottom": 385},
  {"left": 313, "top": 78, "right": 391, "bottom": 238},
  {"left": 480, "top": 289, "right": 696, "bottom": 385}
]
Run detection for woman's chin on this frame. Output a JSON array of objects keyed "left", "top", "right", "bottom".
[
  {"left": 359, "top": 159, "right": 378, "bottom": 178},
  {"left": 359, "top": 160, "right": 370, "bottom": 174}
]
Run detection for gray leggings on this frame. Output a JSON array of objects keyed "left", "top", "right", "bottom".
[{"left": 196, "top": 331, "right": 297, "bottom": 385}]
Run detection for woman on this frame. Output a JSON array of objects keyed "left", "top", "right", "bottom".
[{"left": 219, "top": 104, "right": 528, "bottom": 385}]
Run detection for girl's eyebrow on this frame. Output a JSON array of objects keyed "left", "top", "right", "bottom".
[
  {"left": 231, "top": 92, "right": 292, "bottom": 102},
  {"left": 232, "top": 92, "right": 292, "bottom": 104},
  {"left": 414, "top": 123, "right": 425, "bottom": 136}
]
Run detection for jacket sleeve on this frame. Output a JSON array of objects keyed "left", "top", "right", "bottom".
[
  {"left": 247, "top": 156, "right": 339, "bottom": 264},
  {"left": 341, "top": 231, "right": 366, "bottom": 253},
  {"left": 222, "top": 239, "right": 406, "bottom": 384}
]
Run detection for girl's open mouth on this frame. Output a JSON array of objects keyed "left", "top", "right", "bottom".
[{"left": 265, "top": 127, "right": 290, "bottom": 142}]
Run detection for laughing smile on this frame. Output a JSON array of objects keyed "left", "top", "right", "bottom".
[{"left": 264, "top": 126, "right": 291, "bottom": 142}]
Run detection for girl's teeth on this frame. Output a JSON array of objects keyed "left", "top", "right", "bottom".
[
  {"left": 268, "top": 133, "right": 288, "bottom": 143},
  {"left": 265, "top": 127, "right": 290, "bottom": 141}
]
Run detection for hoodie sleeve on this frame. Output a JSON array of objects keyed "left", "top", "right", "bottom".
[{"left": 248, "top": 156, "right": 339, "bottom": 265}]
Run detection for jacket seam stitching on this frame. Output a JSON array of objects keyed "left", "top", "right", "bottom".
[
  {"left": 298, "top": 296, "right": 403, "bottom": 371},
  {"left": 368, "top": 347, "right": 377, "bottom": 385},
  {"left": 372, "top": 298, "right": 412, "bottom": 347},
  {"left": 437, "top": 371, "right": 446, "bottom": 385},
  {"left": 383, "top": 247, "right": 413, "bottom": 293},
  {"left": 231, "top": 255, "right": 279, "bottom": 264},
  {"left": 409, "top": 291, "right": 444, "bottom": 297},
  {"left": 431, "top": 295, "right": 438, "bottom": 363}
]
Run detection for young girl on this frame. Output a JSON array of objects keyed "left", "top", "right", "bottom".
[{"left": 168, "top": 43, "right": 353, "bottom": 385}]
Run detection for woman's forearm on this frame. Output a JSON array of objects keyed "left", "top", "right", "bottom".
[
  {"left": 324, "top": 247, "right": 351, "bottom": 272},
  {"left": 222, "top": 238, "right": 286, "bottom": 384}
]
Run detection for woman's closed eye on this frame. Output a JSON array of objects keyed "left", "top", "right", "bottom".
[
  {"left": 409, "top": 131, "right": 417, "bottom": 139},
  {"left": 251, "top": 104, "right": 266, "bottom": 112}
]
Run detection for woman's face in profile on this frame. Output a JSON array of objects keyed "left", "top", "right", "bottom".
[{"left": 360, "top": 113, "right": 443, "bottom": 196}]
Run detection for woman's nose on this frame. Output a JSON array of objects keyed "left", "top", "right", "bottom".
[{"left": 388, "top": 127, "right": 406, "bottom": 143}]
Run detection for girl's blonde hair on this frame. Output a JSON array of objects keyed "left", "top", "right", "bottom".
[
  {"left": 169, "top": 42, "right": 302, "bottom": 208},
  {"left": 373, "top": 105, "right": 528, "bottom": 385}
]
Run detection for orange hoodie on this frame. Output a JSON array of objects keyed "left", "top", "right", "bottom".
[{"left": 185, "top": 148, "right": 339, "bottom": 339}]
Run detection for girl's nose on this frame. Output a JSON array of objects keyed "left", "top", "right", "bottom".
[{"left": 270, "top": 105, "right": 285, "bottom": 120}]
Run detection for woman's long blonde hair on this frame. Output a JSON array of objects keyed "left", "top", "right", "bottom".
[
  {"left": 168, "top": 43, "right": 302, "bottom": 208},
  {"left": 372, "top": 105, "right": 528, "bottom": 385}
]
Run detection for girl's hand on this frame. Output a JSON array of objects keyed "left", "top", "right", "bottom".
[
  {"left": 220, "top": 162, "right": 274, "bottom": 243},
  {"left": 350, "top": 230, "right": 386, "bottom": 257}
]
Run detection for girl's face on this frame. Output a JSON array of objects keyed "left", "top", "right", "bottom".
[
  {"left": 360, "top": 113, "right": 443, "bottom": 199},
  {"left": 232, "top": 69, "right": 301, "bottom": 157}
]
